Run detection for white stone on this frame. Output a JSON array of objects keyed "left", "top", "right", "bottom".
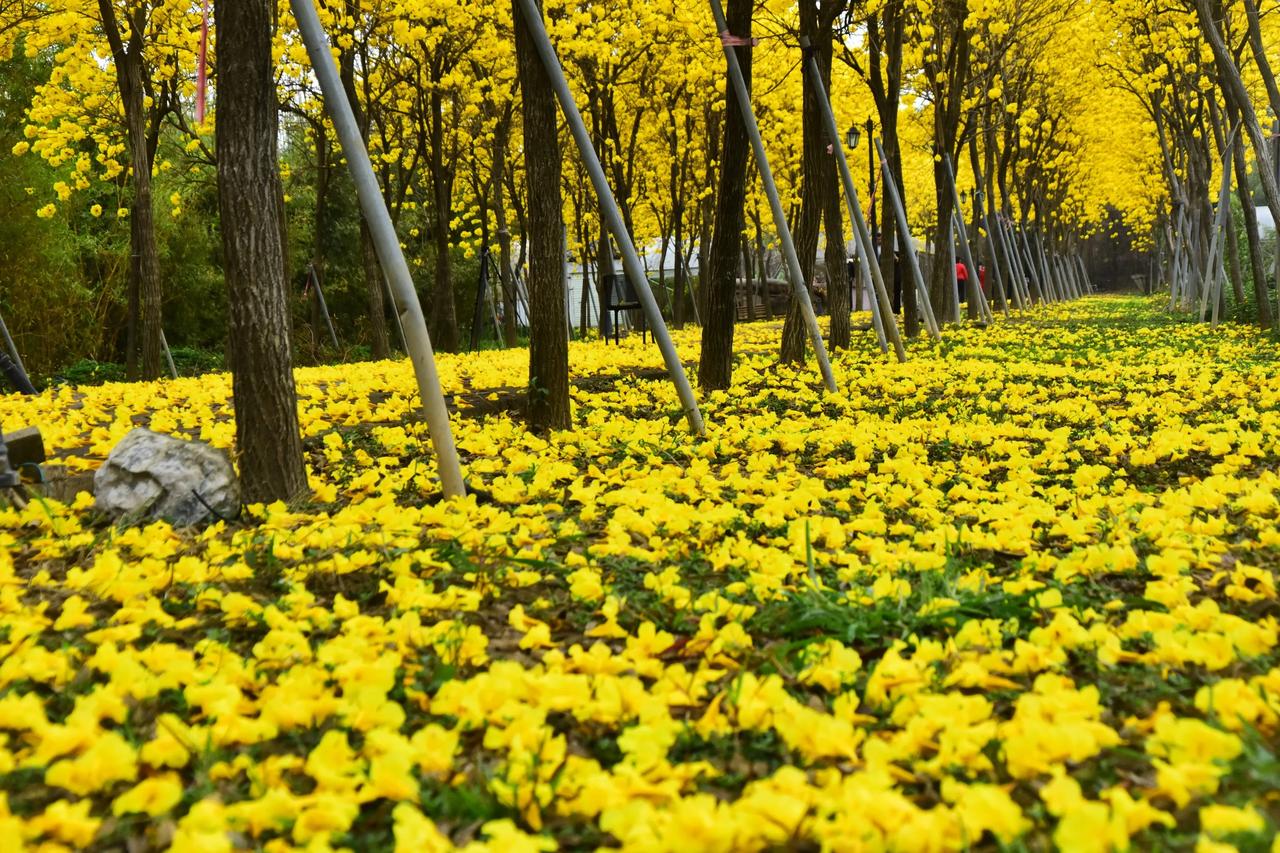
[{"left": 94, "top": 428, "right": 239, "bottom": 525}]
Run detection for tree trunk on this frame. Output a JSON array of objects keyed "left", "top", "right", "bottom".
[
  {"left": 340, "top": 41, "right": 390, "bottom": 359},
  {"left": 1241, "top": 0, "right": 1280, "bottom": 118},
  {"left": 673, "top": 204, "right": 687, "bottom": 328},
  {"left": 781, "top": 0, "right": 839, "bottom": 365},
  {"left": 1228, "top": 99, "right": 1274, "bottom": 327},
  {"left": 866, "top": 8, "right": 913, "bottom": 337},
  {"left": 597, "top": 227, "right": 615, "bottom": 338},
  {"left": 358, "top": 223, "right": 389, "bottom": 357},
  {"left": 698, "top": 0, "right": 752, "bottom": 391},
  {"left": 492, "top": 117, "right": 520, "bottom": 346},
  {"left": 429, "top": 83, "right": 460, "bottom": 352},
  {"left": 311, "top": 126, "right": 331, "bottom": 359},
  {"left": 99, "top": 2, "right": 163, "bottom": 381},
  {"left": 216, "top": 0, "right": 308, "bottom": 502},
  {"left": 825, "top": 176, "right": 849, "bottom": 350},
  {"left": 1196, "top": 0, "right": 1280, "bottom": 271},
  {"left": 514, "top": 0, "right": 570, "bottom": 429}
]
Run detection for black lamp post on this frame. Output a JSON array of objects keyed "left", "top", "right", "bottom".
[{"left": 846, "top": 120, "right": 878, "bottom": 255}]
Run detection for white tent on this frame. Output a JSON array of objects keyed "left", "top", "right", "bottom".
[{"left": 1257, "top": 206, "right": 1276, "bottom": 236}]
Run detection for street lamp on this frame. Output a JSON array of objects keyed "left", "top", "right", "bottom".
[{"left": 846, "top": 121, "right": 879, "bottom": 254}]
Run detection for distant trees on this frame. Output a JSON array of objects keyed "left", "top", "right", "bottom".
[{"left": 6, "top": 0, "right": 1260, "bottom": 402}]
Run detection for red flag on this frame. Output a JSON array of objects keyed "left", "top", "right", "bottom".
[{"left": 196, "top": 0, "right": 210, "bottom": 124}]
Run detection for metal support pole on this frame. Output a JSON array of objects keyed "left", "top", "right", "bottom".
[
  {"left": 0, "top": 310, "right": 27, "bottom": 381},
  {"left": 709, "top": 0, "right": 837, "bottom": 392},
  {"left": 160, "top": 330, "right": 179, "bottom": 380},
  {"left": 382, "top": 274, "right": 409, "bottom": 354},
  {"left": 562, "top": 229, "right": 573, "bottom": 342},
  {"left": 310, "top": 264, "right": 341, "bottom": 350},
  {"left": 1057, "top": 255, "right": 1075, "bottom": 300},
  {"left": 1004, "top": 217, "right": 1033, "bottom": 307},
  {"left": 0, "top": 428, "right": 18, "bottom": 490},
  {"left": 1057, "top": 247, "right": 1075, "bottom": 300},
  {"left": 517, "top": 0, "right": 707, "bottom": 431},
  {"left": 942, "top": 156, "right": 992, "bottom": 323},
  {"left": 863, "top": 260, "right": 889, "bottom": 350},
  {"left": 1019, "top": 227, "right": 1047, "bottom": 304},
  {"left": 974, "top": 188, "right": 1010, "bottom": 316},
  {"left": 994, "top": 216, "right": 1025, "bottom": 308},
  {"left": 1274, "top": 118, "right": 1280, "bottom": 319},
  {"left": 1201, "top": 131, "right": 1237, "bottom": 321},
  {"left": 945, "top": 216, "right": 960, "bottom": 323},
  {"left": 469, "top": 248, "right": 491, "bottom": 351},
  {"left": 1077, "top": 255, "right": 1093, "bottom": 293},
  {"left": 1204, "top": 151, "right": 1235, "bottom": 323},
  {"left": 876, "top": 139, "right": 941, "bottom": 339},
  {"left": 1033, "top": 229, "right": 1058, "bottom": 302},
  {"left": 1061, "top": 254, "right": 1079, "bottom": 300},
  {"left": 291, "top": 0, "right": 466, "bottom": 498},
  {"left": 1167, "top": 210, "right": 1183, "bottom": 307},
  {"left": 800, "top": 40, "right": 904, "bottom": 362}
]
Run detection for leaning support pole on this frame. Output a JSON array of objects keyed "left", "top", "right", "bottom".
[
  {"left": 1077, "top": 256, "right": 1092, "bottom": 293},
  {"left": 292, "top": 0, "right": 466, "bottom": 498},
  {"left": 865, "top": 263, "right": 890, "bottom": 351},
  {"left": 160, "top": 330, "right": 179, "bottom": 380},
  {"left": 710, "top": 0, "right": 837, "bottom": 392},
  {"left": 1206, "top": 158, "right": 1235, "bottom": 324},
  {"left": 1018, "top": 227, "right": 1048, "bottom": 304},
  {"left": 1001, "top": 217, "right": 1033, "bottom": 306},
  {"left": 1201, "top": 130, "right": 1237, "bottom": 323},
  {"left": 517, "top": 0, "right": 707, "bottom": 431},
  {"left": 974, "top": 187, "right": 1011, "bottom": 316},
  {"left": 994, "top": 216, "right": 1025, "bottom": 308},
  {"left": 0, "top": 310, "right": 28, "bottom": 382},
  {"left": 941, "top": 156, "right": 993, "bottom": 323},
  {"left": 876, "top": 139, "right": 941, "bottom": 339},
  {"left": 310, "top": 264, "right": 341, "bottom": 350},
  {"left": 800, "top": 39, "right": 905, "bottom": 363}
]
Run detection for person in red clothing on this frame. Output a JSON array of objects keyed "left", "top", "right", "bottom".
[
  {"left": 955, "top": 260, "right": 968, "bottom": 304},
  {"left": 978, "top": 263, "right": 988, "bottom": 297}
]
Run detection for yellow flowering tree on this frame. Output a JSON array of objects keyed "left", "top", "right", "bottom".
[{"left": 12, "top": 1, "right": 203, "bottom": 379}]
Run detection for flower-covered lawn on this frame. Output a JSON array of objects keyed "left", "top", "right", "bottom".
[{"left": 2, "top": 296, "right": 1279, "bottom": 851}]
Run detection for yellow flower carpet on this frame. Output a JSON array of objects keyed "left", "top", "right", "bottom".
[{"left": 1, "top": 296, "right": 1278, "bottom": 851}]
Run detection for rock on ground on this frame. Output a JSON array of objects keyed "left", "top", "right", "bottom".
[{"left": 94, "top": 428, "right": 239, "bottom": 525}]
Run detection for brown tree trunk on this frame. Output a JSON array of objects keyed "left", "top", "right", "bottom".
[
  {"left": 1227, "top": 97, "right": 1274, "bottom": 327},
  {"left": 340, "top": 37, "right": 390, "bottom": 359},
  {"left": 98, "top": 2, "right": 163, "bottom": 380},
  {"left": 673, "top": 202, "right": 687, "bottom": 328},
  {"left": 216, "top": 0, "right": 308, "bottom": 502},
  {"left": 783, "top": 0, "right": 844, "bottom": 358},
  {"left": 514, "top": 0, "right": 570, "bottom": 429},
  {"left": 1241, "top": 0, "right": 1280, "bottom": 118},
  {"left": 825, "top": 179, "right": 849, "bottom": 350},
  {"left": 781, "top": 0, "right": 839, "bottom": 365},
  {"left": 358, "top": 224, "right": 389, "bottom": 357},
  {"left": 597, "top": 228, "right": 615, "bottom": 338},
  {"left": 866, "top": 8, "right": 913, "bottom": 337},
  {"left": 1197, "top": 0, "right": 1280, "bottom": 260},
  {"left": 491, "top": 115, "right": 520, "bottom": 346},
  {"left": 429, "top": 82, "right": 460, "bottom": 352},
  {"left": 698, "top": 0, "right": 752, "bottom": 391}
]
